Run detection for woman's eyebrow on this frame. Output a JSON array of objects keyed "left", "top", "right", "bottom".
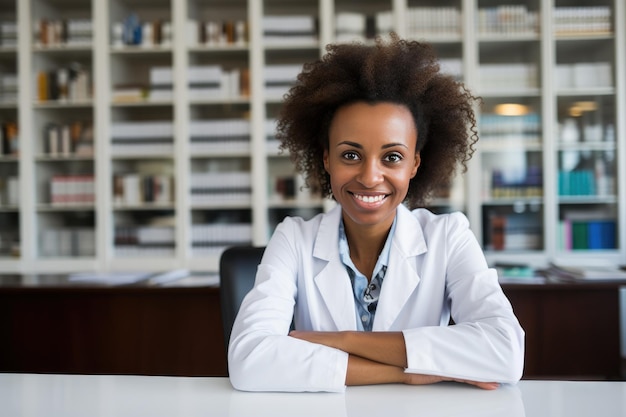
[
  {"left": 336, "top": 141, "right": 408, "bottom": 149},
  {"left": 336, "top": 140, "right": 362, "bottom": 148}
]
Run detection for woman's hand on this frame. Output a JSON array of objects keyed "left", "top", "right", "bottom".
[{"left": 403, "top": 373, "right": 500, "bottom": 390}]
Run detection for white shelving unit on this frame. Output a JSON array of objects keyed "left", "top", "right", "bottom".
[{"left": 0, "top": 0, "right": 624, "bottom": 274}]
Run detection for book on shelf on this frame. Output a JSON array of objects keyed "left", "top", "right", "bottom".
[
  {"left": 555, "top": 62, "right": 613, "bottom": 90},
  {"left": 479, "top": 63, "right": 538, "bottom": 91},
  {"left": 36, "top": 64, "right": 91, "bottom": 102},
  {"left": 40, "top": 227, "right": 95, "bottom": 257},
  {"left": 488, "top": 212, "right": 542, "bottom": 251},
  {"left": 0, "top": 73, "right": 18, "bottom": 104},
  {"left": 545, "top": 263, "right": 626, "bottom": 282},
  {"left": 187, "top": 19, "right": 247, "bottom": 46},
  {"left": 489, "top": 166, "right": 543, "bottom": 199},
  {"left": 110, "top": 120, "right": 173, "bottom": 156},
  {"left": 558, "top": 207, "right": 616, "bottom": 251},
  {"left": 262, "top": 15, "right": 317, "bottom": 45},
  {"left": 553, "top": 6, "right": 611, "bottom": 36},
  {"left": 477, "top": 6, "right": 538, "bottom": 36},
  {"left": 335, "top": 12, "right": 366, "bottom": 42},
  {"left": 558, "top": 218, "right": 616, "bottom": 251},
  {"left": 43, "top": 121, "right": 94, "bottom": 157},
  {"left": 264, "top": 64, "right": 302, "bottom": 100},
  {"left": 189, "top": 119, "right": 250, "bottom": 153},
  {"left": 113, "top": 173, "right": 173, "bottom": 206},
  {"left": 114, "top": 224, "right": 176, "bottom": 258},
  {"left": 495, "top": 263, "right": 546, "bottom": 284},
  {"left": 68, "top": 269, "right": 190, "bottom": 286},
  {"left": 190, "top": 172, "right": 251, "bottom": 205},
  {"left": 0, "top": 176, "right": 19, "bottom": 207},
  {"left": 191, "top": 223, "right": 252, "bottom": 256},
  {"left": 407, "top": 7, "right": 462, "bottom": 38},
  {"left": 49, "top": 175, "right": 95, "bottom": 206},
  {"left": 0, "top": 21, "right": 17, "bottom": 47},
  {"left": 188, "top": 66, "right": 249, "bottom": 100},
  {"left": 112, "top": 84, "right": 147, "bottom": 103},
  {"left": 149, "top": 66, "right": 173, "bottom": 101},
  {"left": 1, "top": 121, "right": 18, "bottom": 156},
  {"left": 34, "top": 18, "right": 93, "bottom": 47}
]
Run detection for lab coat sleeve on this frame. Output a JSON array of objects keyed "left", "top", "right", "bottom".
[
  {"left": 227, "top": 218, "right": 349, "bottom": 392},
  {"left": 402, "top": 213, "right": 525, "bottom": 384}
]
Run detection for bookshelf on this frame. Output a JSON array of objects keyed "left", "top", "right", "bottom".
[
  {"left": 0, "top": 0, "right": 624, "bottom": 274},
  {"left": 0, "top": 0, "right": 18, "bottom": 262}
]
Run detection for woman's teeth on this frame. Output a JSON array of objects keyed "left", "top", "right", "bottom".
[{"left": 354, "top": 194, "right": 385, "bottom": 203}]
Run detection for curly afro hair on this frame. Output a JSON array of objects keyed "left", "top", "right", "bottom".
[{"left": 276, "top": 34, "right": 479, "bottom": 209}]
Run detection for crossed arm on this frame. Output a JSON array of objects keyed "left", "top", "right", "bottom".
[{"left": 289, "top": 330, "right": 499, "bottom": 390}]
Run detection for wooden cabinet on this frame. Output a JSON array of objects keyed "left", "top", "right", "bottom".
[
  {"left": 503, "top": 282, "right": 622, "bottom": 380},
  {"left": 1, "top": 277, "right": 623, "bottom": 380},
  {"left": 0, "top": 280, "right": 227, "bottom": 376}
]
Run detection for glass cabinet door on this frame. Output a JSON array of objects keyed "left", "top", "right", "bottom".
[
  {"left": 476, "top": 0, "right": 543, "bottom": 254},
  {"left": 553, "top": 0, "right": 619, "bottom": 256}
]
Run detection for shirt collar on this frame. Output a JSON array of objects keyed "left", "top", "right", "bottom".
[{"left": 338, "top": 213, "right": 397, "bottom": 278}]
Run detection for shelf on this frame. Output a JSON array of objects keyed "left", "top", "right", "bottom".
[
  {"left": 1, "top": 0, "right": 623, "bottom": 273},
  {"left": 33, "top": 44, "right": 93, "bottom": 53},
  {"left": 37, "top": 204, "right": 96, "bottom": 212},
  {"left": 113, "top": 204, "right": 176, "bottom": 211},
  {"left": 110, "top": 46, "right": 173, "bottom": 55},
  {"left": 188, "top": 44, "right": 250, "bottom": 53},
  {"left": 482, "top": 198, "right": 544, "bottom": 206},
  {"left": 35, "top": 155, "right": 94, "bottom": 162},
  {"left": 33, "top": 100, "right": 94, "bottom": 109},
  {"left": 558, "top": 196, "right": 618, "bottom": 205}
]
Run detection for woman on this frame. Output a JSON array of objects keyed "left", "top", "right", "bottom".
[{"left": 228, "top": 36, "right": 524, "bottom": 392}]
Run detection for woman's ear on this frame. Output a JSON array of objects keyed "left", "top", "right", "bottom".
[
  {"left": 411, "top": 153, "right": 421, "bottom": 179},
  {"left": 323, "top": 148, "right": 330, "bottom": 172}
]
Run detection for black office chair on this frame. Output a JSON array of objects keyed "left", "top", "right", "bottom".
[{"left": 219, "top": 246, "right": 265, "bottom": 351}]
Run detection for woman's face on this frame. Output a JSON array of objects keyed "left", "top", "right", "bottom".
[{"left": 323, "top": 101, "right": 420, "bottom": 233}]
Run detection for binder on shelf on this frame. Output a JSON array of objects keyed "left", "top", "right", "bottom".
[
  {"left": 264, "top": 64, "right": 302, "bottom": 100},
  {"left": 0, "top": 21, "right": 17, "bottom": 47},
  {"left": 149, "top": 66, "right": 173, "bottom": 101},
  {"left": 407, "top": 7, "right": 462, "bottom": 38},
  {"left": 40, "top": 227, "right": 96, "bottom": 257},
  {"left": 189, "top": 119, "right": 250, "bottom": 153},
  {"left": 111, "top": 120, "right": 174, "bottom": 156},
  {"left": 0, "top": 73, "right": 18, "bottom": 104},
  {"left": 114, "top": 224, "right": 176, "bottom": 258},
  {"left": 262, "top": 15, "right": 317, "bottom": 45},
  {"left": 477, "top": 6, "right": 538, "bottom": 36},
  {"left": 191, "top": 223, "right": 252, "bottom": 256},
  {"left": 190, "top": 172, "right": 251, "bottom": 205}
]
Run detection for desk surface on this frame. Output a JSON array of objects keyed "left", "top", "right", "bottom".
[{"left": 1, "top": 374, "right": 624, "bottom": 417}]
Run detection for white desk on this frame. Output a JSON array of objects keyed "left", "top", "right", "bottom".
[{"left": 1, "top": 374, "right": 624, "bottom": 417}]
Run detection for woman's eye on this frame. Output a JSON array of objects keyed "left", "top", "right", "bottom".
[
  {"left": 384, "top": 153, "right": 403, "bottom": 163},
  {"left": 342, "top": 151, "right": 360, "bottom": 161}
]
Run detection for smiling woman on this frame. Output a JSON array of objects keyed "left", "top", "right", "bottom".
[{"left": 227, "top": 35, "right": 524, "bottom": 393}]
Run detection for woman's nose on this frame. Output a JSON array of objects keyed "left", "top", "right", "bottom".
[{"left": 357, "top": 160, "right": 384, "bottom": 187}]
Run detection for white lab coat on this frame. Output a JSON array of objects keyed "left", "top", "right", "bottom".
[{"left": 228, "top": 204, "right": 524, "bottom": 392}]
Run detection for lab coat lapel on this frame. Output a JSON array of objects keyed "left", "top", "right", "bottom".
[
  {"left": 373, "top": 205, "right": 427, "bottom": 331},
  {"left": 312, "top": 205, "right": 357, "bottom": 331}
]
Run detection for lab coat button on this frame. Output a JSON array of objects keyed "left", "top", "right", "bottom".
[{"left": 361, "top": 314, "right": 368, "bottom": 322}]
